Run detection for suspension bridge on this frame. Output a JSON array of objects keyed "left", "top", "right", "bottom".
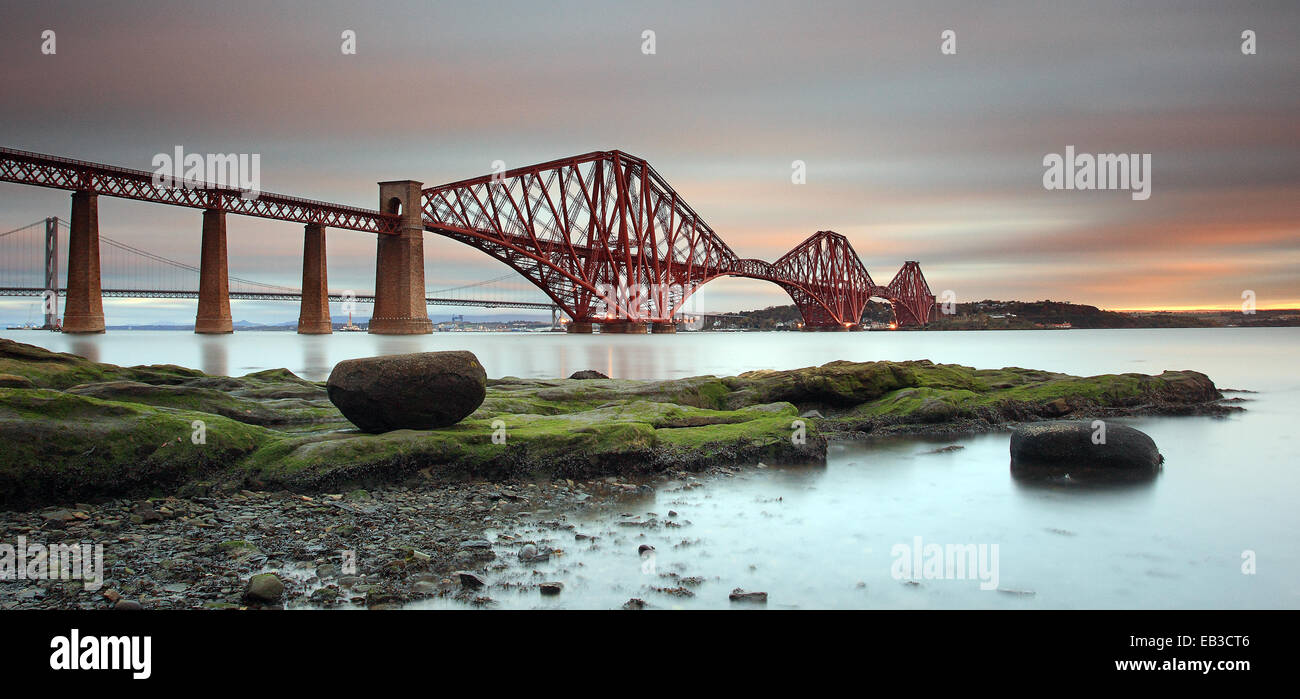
[
  {"left": 0, "top": 216, "right": 555, "bottom": 301},
  {"left": 0, "top": 218, "right": 746, "bottom": 328},
  {"left": 0, "top": 146, "right": 935, "bottom": 334}
]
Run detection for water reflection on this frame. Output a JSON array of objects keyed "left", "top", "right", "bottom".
[
  {"left": 301, "top": 335, "right": 329, "bottom": 379},
  {"left": 375, "top": 336, "right": 424, "bottom": 360},
  {"left": 197, "top": 335, "right": 229, "bottom": 376},
  {"left": 68, "top": 338, "right": 99, "bottom": 363},
  {"left": 1010, "top": 473, "right": 1162, "bottom": 495}
]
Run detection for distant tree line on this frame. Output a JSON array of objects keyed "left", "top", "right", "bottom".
[{"left": 714, "top": 299, "right": 1299, "bottom": 330}]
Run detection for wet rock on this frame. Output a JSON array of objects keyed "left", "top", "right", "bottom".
[
  {"left": 326, "top": 351, "right": 487, "bottom": 432},
  {"left": 454, "top": 571, "right": 486, "bottom": 589},
  {"left": 114, "top": 600, "right": 143, "bottom": 610},
  {"left": 310, "top": 587, "right": 341, "bottom": 604},
  {"left": 41, "top": 509, "right": 76, "bottom": 523},
  {"left": 539, "top": 582, "right": 564, "bottom": 596},
  {"left": 569, "top": 370, "right": 609, "bottom": 380},
  {"left": 366, "top": 589, "right": 401, "bottom": 607},
  {"left": 729, "top": 588, "right": 767, "bottom": 604},
  {"left": 1043, "top": 397, "right": 1072, "bottom": 416},
  {"left": 1010, "top": 421, "right": 1163, "bottom": 482},
  {"left": 622, "top": 598, "right": 647, "bottom": 610},
  {"left": 244, "top": 573, "right": 285, "bottom": 603},
  {"left": 638, "top": 544, "right": 655, "bottom": 555},
  {"left": 518, "top": 543, "right": 550, "bottom": 563},
  {"left": 133, "top": 503, "right": 162, "bottom": 523}
]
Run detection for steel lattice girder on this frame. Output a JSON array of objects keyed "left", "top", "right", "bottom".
[
  {"left": 422, "top": 151, "right": 938, "bottom": 327},
  {"left": 881, "top": 261, "right": 937, "bottom": 327},
  {"left": 423, "top": 150, "right": 745, "bottom": 323},
  {"left": 769, "top": 231, "right": 876, "bottom": 327},
  {"left": 0, "top": 147, "right": 398, "bottom": 234}
]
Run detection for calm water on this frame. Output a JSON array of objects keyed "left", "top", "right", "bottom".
[{"left": 4, "top": 327, "right": 1297, "bottom": 609}]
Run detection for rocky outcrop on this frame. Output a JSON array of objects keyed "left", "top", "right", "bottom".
[
  {"left": 327, "top": 351, "right": 487, "bottom": 432},
  {"left": 1010, "top": 421, "right": 1163, "bottom": 482},
  {"left": 0, "top": 340, "right": 1231, "bottom": 508}
]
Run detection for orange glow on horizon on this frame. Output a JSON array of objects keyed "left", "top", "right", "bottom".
[{"left": 1105, "top": 302, "right": 1300, "bottom": 313}]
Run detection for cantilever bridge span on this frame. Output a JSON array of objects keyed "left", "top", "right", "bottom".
[
  {"left": 422, "top": 150, "right": 934, "bottom": 332},
  {"left": 0, "top": 146, "right": 934, "bottom": 334}
]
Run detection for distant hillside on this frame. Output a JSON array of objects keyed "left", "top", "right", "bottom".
[
  {"left": 929, "top": 299, "right": 1212, "bottom": 329},
  {"left": 713, "top": 299, "right": 1299, "bottom": 330}
]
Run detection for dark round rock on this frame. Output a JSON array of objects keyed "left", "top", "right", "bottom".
[
  {"left": 244, "top": 573, "right": 285, "bottom": 603},
  {"left": 569, "top": 370, "right": 609, "bottom": 380},
  {"left": 1010, "top": 420, "right": 1163, "bottom": 482},
  {"left": 327, "top": 351, "right": 487, "bottom": 432}
]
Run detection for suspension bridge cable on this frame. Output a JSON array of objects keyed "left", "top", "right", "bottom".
[
  {"left": 427, "top": 272, "right": 519, "bottom": 294},
  {"left": 56, "top": 218, "right": 299, "bottom": 292},
  {"left": 19, "top": 218, "right": 529, "bottom": 298},
  {"left": 0, "top": 220, "right": 47, "bottom": 238}
]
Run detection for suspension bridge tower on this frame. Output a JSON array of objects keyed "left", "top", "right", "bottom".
[{"left": 41, "top": 217, "right": 59, "bottom": 329}]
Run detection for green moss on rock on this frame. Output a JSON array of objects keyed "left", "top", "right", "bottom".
[
  {"left": 0, "top": 387, "right": 272, "bottom": 508},
  {"left": 0, "top": 340, "right": 1227, "bottom": 507}
]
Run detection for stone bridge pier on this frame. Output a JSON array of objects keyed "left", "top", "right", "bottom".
[
  {"left": 62, "top": 191, "right": 105, "bottom": 333},
  {"left": 369, "top": 180, "right": 432, "bottom": 334},
  {"left": 297, "top": 223, "right": 332, "bottom": 334},
  {"left": 195, "top": 209, "right": 233, "bottom": 334}
]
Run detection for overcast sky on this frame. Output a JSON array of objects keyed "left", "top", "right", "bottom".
[{"left": 1, "top": 0, "right": 1297, "bottom": 324}]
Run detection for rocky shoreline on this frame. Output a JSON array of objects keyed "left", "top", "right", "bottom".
[
  {"left": 0, "top": 338, "right": 1237, "bottom": 510},
  {"left": 0, "top": 471, "right": 686, "bottom": 610},
  {"left": 0, "top": 338, "right": 1240, "bottom": 609}
]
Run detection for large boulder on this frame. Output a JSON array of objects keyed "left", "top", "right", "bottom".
[
  {"left": 1010, "top": 420, "right": 1163, "bottom": 482},
  {"left": 327, "top": 351, "right": 487, "bottom": 433},
  {"left": 569, "top": 370, "right": 609, "bottom": 380}
]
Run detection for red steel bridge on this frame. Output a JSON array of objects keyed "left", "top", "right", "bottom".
[{"left": 0, "top": 146, "right": 934, "bottom": 334}]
